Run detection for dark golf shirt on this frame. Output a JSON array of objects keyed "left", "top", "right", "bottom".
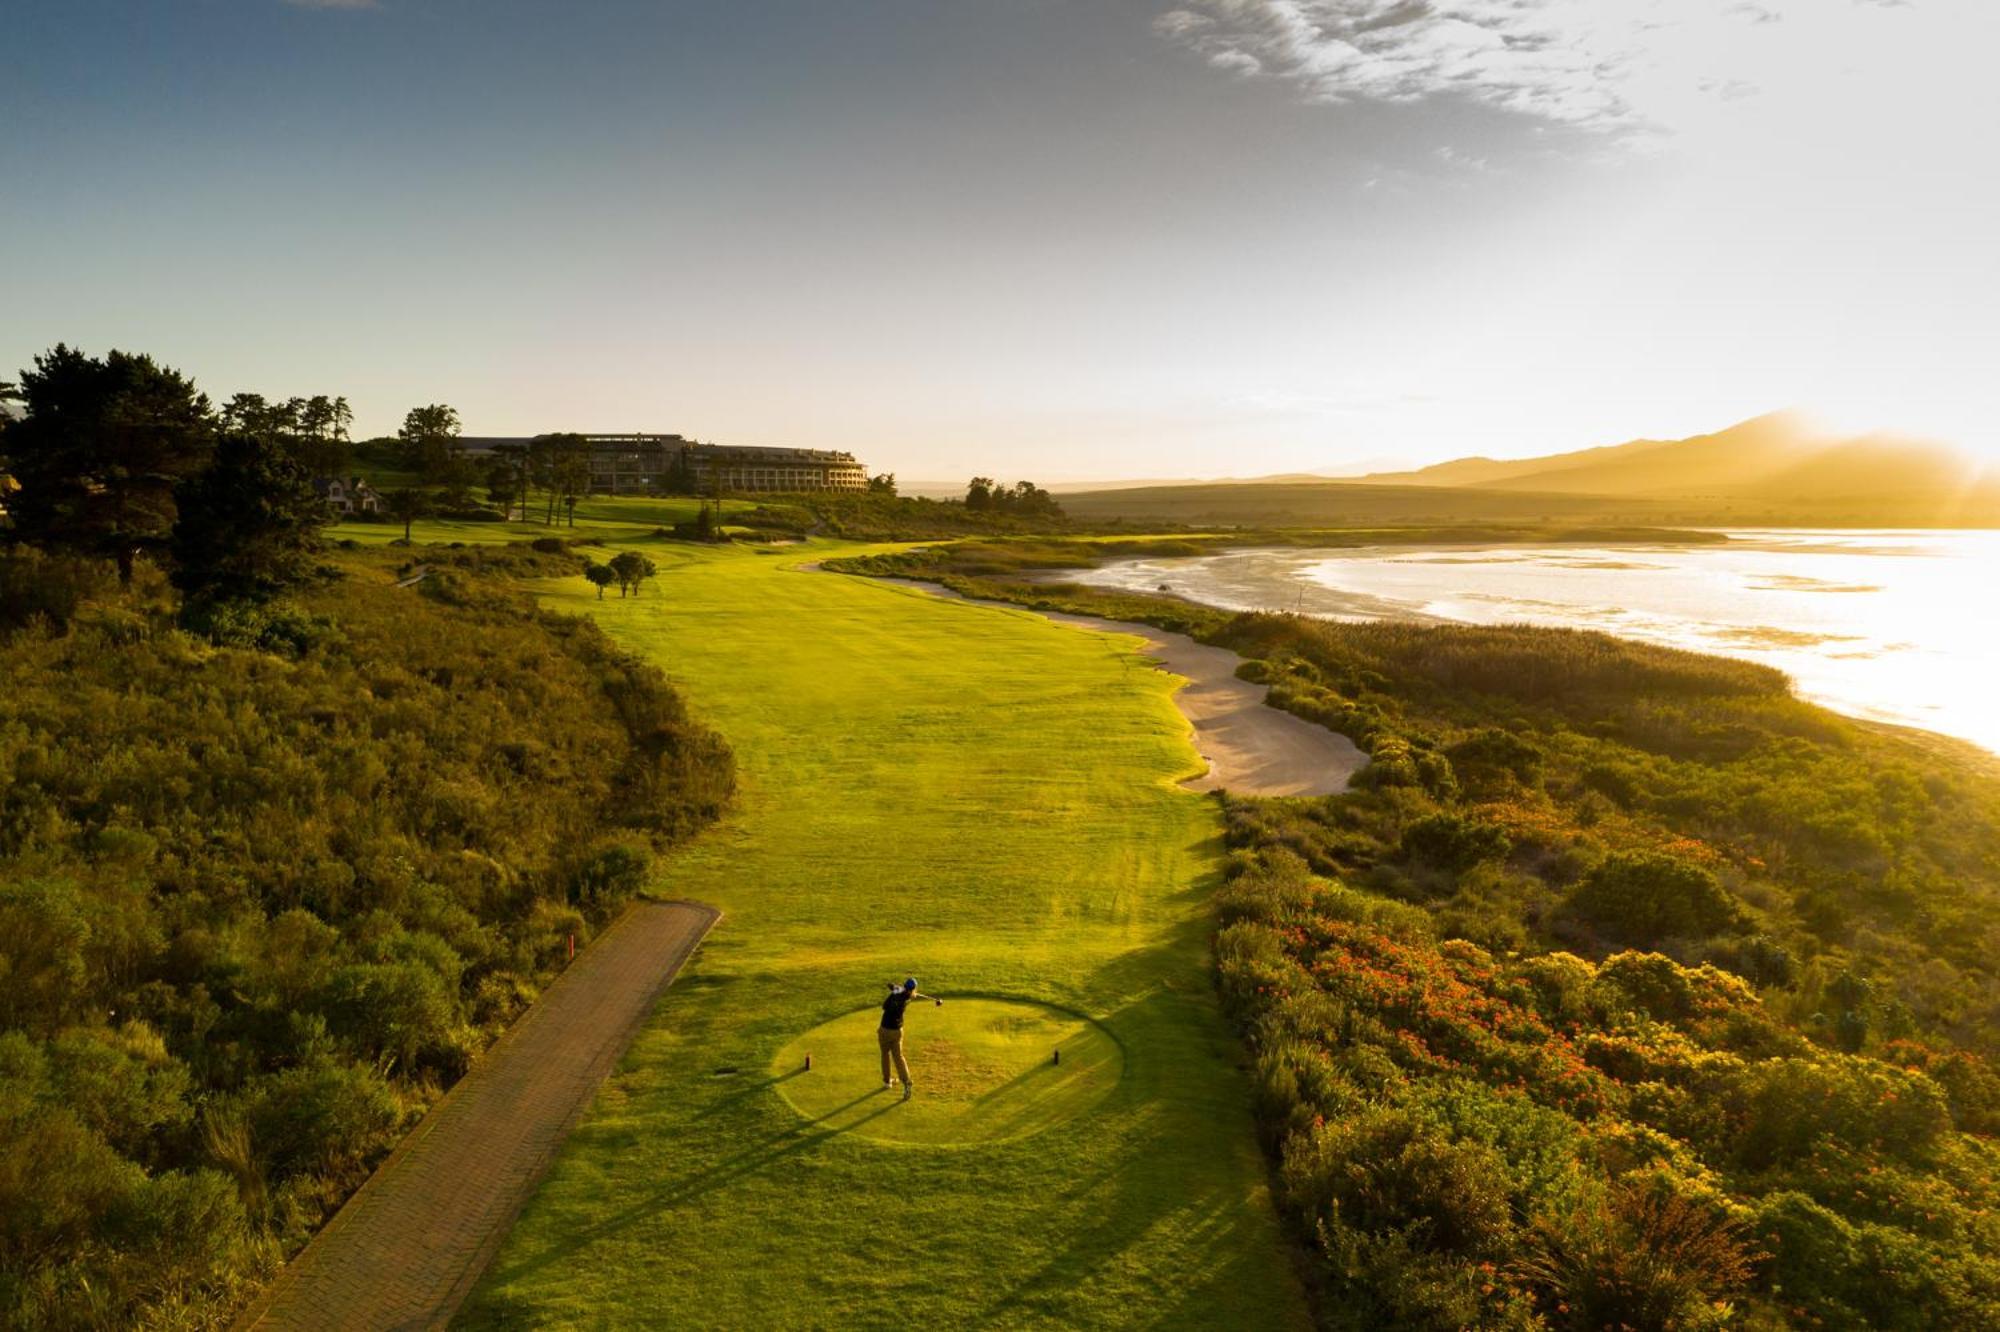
[{"left": 880, "top": 989, "right": 914, "bottom": 1030}]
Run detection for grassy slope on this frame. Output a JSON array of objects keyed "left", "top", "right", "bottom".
[
  {"left": 1057, "top": 481, "right": 1680, "bottom": 527},
  {"left": 459, "top": 541, "right": 1307, "bottom": 1328},
  {"left": 330, "top": 495, "right": 762, "bottom": 547}
]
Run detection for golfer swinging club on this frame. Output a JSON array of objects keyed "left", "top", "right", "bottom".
[{"left": 880, "top": 977, "right": 942, "bottom": 1100}]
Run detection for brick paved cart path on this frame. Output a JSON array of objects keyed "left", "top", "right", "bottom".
[{"left": 232, "top": 900, "right": 720, "bottom": 1332}]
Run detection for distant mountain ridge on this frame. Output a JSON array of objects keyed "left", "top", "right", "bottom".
[
  {"left": 1057, "top": 412, "right": 2000, "bottom": 527},
  {"left": 1352, "top": 411, "right": 1996, "bottom": 511}
]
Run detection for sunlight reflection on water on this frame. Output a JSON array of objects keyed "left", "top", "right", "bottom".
[{"left": 1072, "top": 531, "right": 2000, "bottom": 754}]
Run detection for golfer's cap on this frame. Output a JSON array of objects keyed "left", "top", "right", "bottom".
[{"left": 904, "top": 977, "right": 918, "bottom": 991}]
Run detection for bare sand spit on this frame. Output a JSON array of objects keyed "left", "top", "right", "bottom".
[{"left": 874, "top": 577, "right": 1367, "bottom": 798}]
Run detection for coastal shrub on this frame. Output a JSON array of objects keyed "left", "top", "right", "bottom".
[
  {"left": 1446, "top": 728, "right": 1544, "bottom": 795},
  {"left": 0, "top": 550, "right": 732, "bottom": 1325},
  {"left": 238, "top": 1060, "right": 403, "bottom": 1186},
  {"left": 1207, "top": 824, "right": 1998, "bottom": 1329},
  {"left": 1331, "top": 619, "right": 1787, "bottom": 707},
  {"left": 1594, "top": 951, "right": 1704, "bottom": 1021},
  {"left": 182, "top": 597, "right": 339, "bottom": 655},
  {"left": 1283, "top": 1109, "right": 1514, "bottom": 1256},
  {"left": 0, "top": 879, "right": 92, "bottom": 1036},
  {"left": 1515, "top": 1175, "right": 1758, "bottom": 1332},
  {"left": 416, "top": 542, "right": 586, "bottom": 578},
  {"left": 317, "top": 961, "right": 464, "bottom": 1075},
  {"left": 1566, "top": 852, "right": 1739, "bottom": 945},
  {"left": 1353, "top": 735, "right": 1424, "bottom": 789},
  {"left": 1728, "top": 1057, "right": 1949, "bottom": 1168},
  {"left": 1707, "top": 933, "right": 1797, "bottom": 989},
  {"left": 0, "top": 546, "right": 110, "bottom": 634},
  {"left": 0, "top": 1031, "right": 250, "bottom": 1324},
  {"left": 1748, "top": 1190, "right": 2000, "bottom": 1330},
  {"left": 45, "top": 1025, "right": 194, "bottom": 1160},
  {"left": 566, "top": 837, "right": 653, "bottom": 908},
  {"left": 1398, "top": 813, "right": 1511, "bottom": 874},
  {"left": 1881, "top": 1040, "right": 2000, "bottom": 1134}
]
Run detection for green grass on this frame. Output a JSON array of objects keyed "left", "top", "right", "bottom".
[
  {"left": 328, "top": 494, "right": 765, "bottom": 548},
  {"left": 773, "top": 998, "right": 1124, "bottom": 1147},
  {"left": 458, "top": 542, "right": 1307, "bottom": 1328},
  {"left": 333, "top": 517, "right": 557, "bottom": 547}
]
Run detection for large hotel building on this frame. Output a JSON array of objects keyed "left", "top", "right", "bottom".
[{"left": 459, "top": 434, "right": 869, "bottom": 495}]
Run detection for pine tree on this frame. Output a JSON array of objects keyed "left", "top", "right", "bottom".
[
  {"left": 170, "top": 432, "right": 328, "bottom": 606},
  {"left": 6, "top": 345, "right": 216, "bottom": 583}
]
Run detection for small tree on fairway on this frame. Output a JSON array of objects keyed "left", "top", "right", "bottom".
[
  {"left": 6, "top": 345, "right": 216, "bottom": 583},
  {"left": 607, "top": 550, "right": 656, "bottom": 597},
  {"left": 170, "top": 433, "right": 328, "bottom": 607},
  {"left": 584, "top": 562, "right": 616, "bottom": 599},
  {"left": 383, "top": 487, "right": 429, "bottom": 542}
]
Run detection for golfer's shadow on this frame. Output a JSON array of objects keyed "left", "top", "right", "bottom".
[{"left": 487, "top": 1087, "right": 897, "bottom": 1283}]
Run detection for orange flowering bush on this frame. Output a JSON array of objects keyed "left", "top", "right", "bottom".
[{"left": 1217, "top": 847, "right": 2000, "bottom": 1329}]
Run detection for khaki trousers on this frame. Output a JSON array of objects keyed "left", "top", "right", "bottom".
[{"left": 878, "top": 1027, "right": 912, "bottom": 1087}]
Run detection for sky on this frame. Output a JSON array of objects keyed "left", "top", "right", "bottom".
[{"left": 3, "top": 0, "right": 1995, "bottom": 482}]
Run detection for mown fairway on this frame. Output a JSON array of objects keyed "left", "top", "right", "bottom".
[{"left": 458, "top": 540, "right": 1307, "bottom": 1328}]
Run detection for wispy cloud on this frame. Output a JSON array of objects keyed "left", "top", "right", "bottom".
[{"left": 1151, "top": 1, "right": 1916, "bottom": 137}]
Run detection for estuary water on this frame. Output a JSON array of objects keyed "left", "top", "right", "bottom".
[{"left": 1070, "top": 531, "right": 2000, "bottom": 754}]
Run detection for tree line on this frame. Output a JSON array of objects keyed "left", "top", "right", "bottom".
[
  {"left": 383, "top": 424, "right": 613, "bottom": 532},
  {"left": 3, "top": 345, "right": 325, "bottom": 610},
  {"left": 965, "top": 476, "right": 1061, "bottom": 518}
]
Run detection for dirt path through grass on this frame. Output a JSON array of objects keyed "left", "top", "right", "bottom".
[{"left": 232, "top": 902, "right": 716, "bottom": 1332}]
